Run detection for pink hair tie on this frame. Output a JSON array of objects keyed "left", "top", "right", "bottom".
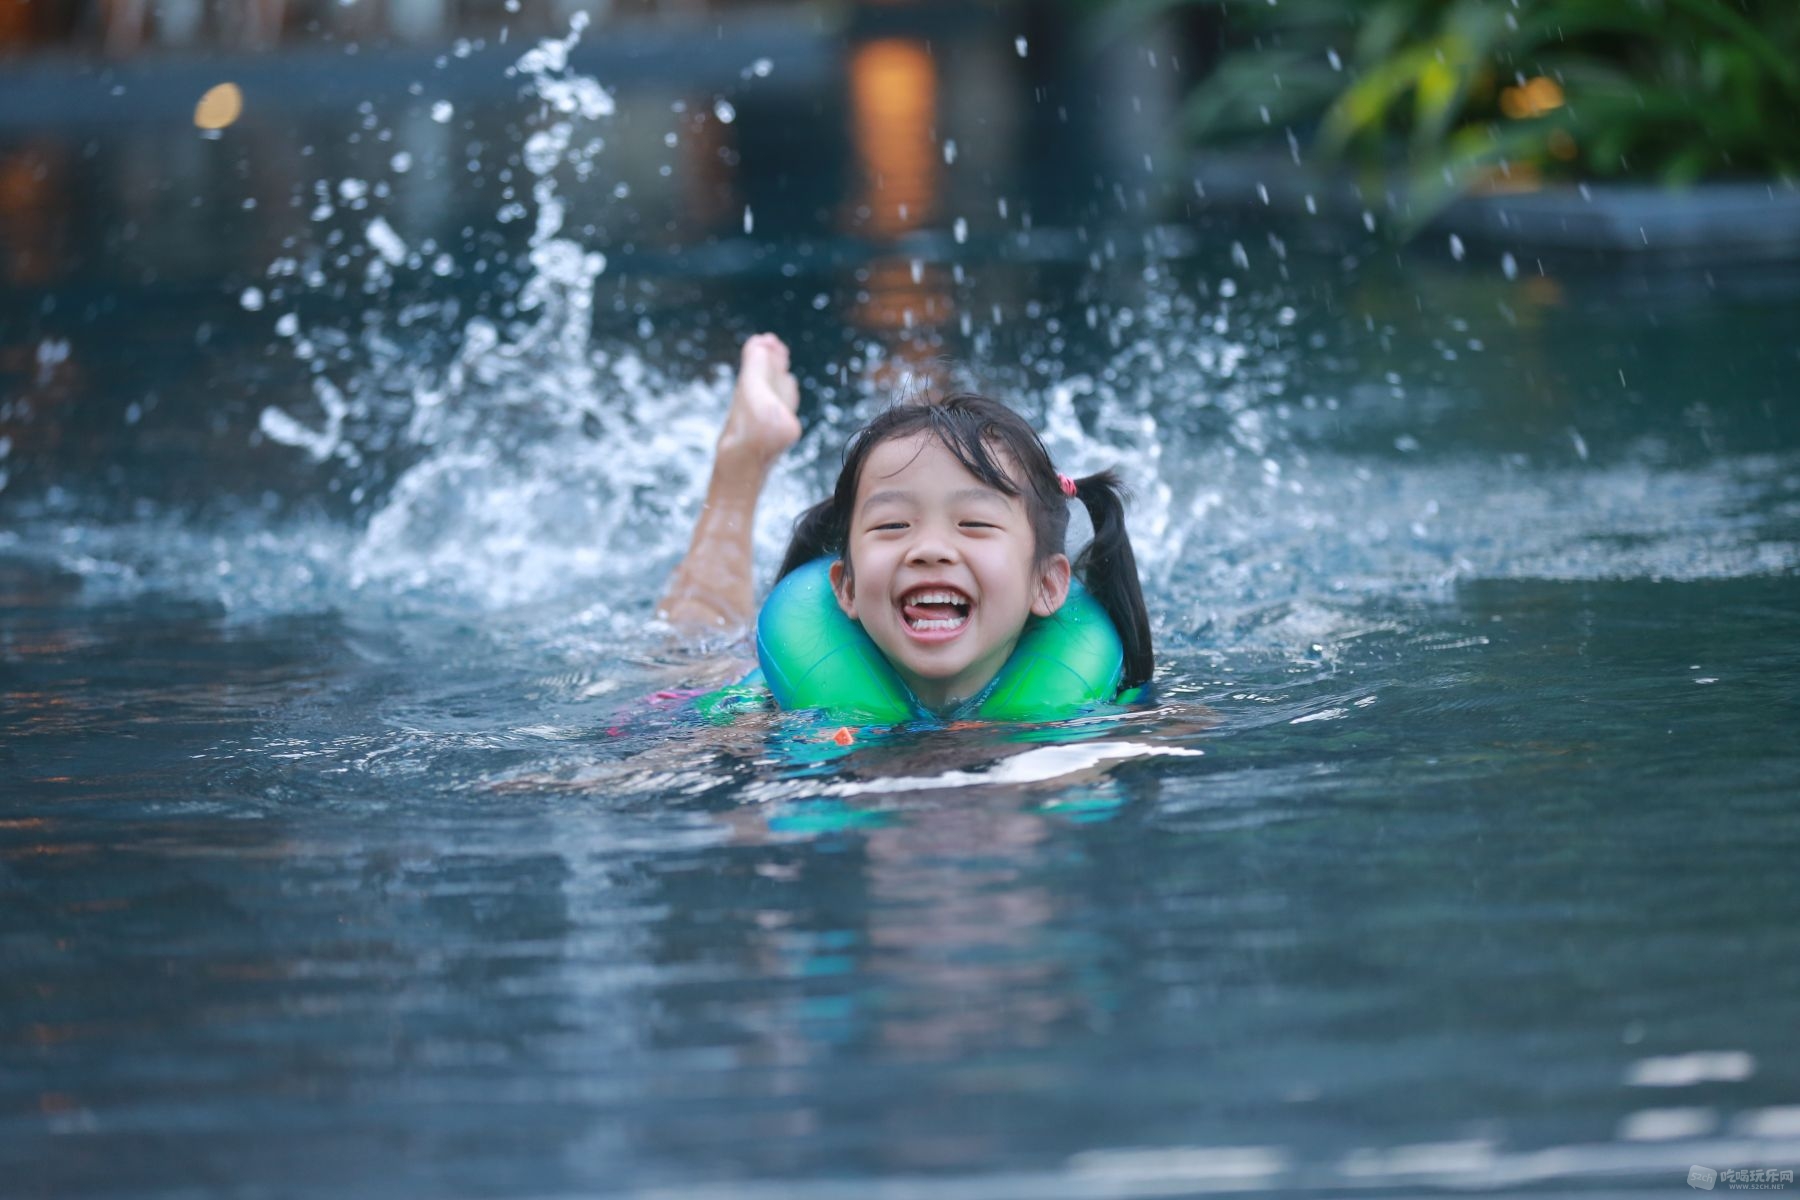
[{"left": 1057, "top": 472, "right": 1078, "bottom": 498}]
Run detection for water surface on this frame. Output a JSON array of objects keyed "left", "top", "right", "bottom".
[{"left": 4, "top": 16, "right": 1799, "bottom": 1199}]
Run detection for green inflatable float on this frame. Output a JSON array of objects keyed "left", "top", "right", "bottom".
[{"left": 701, "top": 556, "right": 1127, "bottom": 725}]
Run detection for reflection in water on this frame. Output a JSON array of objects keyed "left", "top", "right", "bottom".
[
  {"left": 681, "top": 103, "right": 739, "bottom": 234},
  {"left": 0, "top": 142, "right": 62, "bottom": 286},
  {"left": 851, "top": 257, "right": 953, "bottom": 333},
  {"left": 629, "top": 743, "right": 1163, "bottom": 1175},
  {"left": 847, "top": 38, "right": 938, "bottom": 239},
  {"left": 842, "top": 38, "right": 957, "bottom": 387},
  {"left": 847, "top": 255, "right": 957, "bottom": 391},
  {"left": 862, "top": 799, "right": 1075, "bottom": 1059},
  {"left": 846, "top": 255, "right": 957, "bottom": 394}
]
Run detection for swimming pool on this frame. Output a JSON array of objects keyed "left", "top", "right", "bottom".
[{"left": 4, "top": 16, "right": 1799, "bottom": 1199}]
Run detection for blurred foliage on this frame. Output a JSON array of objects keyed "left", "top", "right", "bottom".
[{"left": 1114, "top": 0, "right": 1800, "bottom": 226}]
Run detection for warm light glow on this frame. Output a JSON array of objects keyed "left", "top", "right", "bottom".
[
  {"left": 1499, "top": 76, "right": 1564, "bottom": 119},
  {"left": 851, "top": 257, "right": 953, "bottom": 332},
  {"left": 0, "top": 3, "right": 35, "bottom": 47},
  {"left": 1523, "top": 275, "right": 1563, "bottom": 306},
  {"left": 682, "top": 105, "right": 736, "bottom": 231},
  {"left": 848, "top": 39, "right": 938, "bottom": 237},
  {"left": 0, "top": 146, "right": 59, "bottom": 285},
  {"left": 194, "top": 82, "right": 244, "bottom": 130},
  {"left": 848, "top": 257, "right": 957, "bottom": 391}
]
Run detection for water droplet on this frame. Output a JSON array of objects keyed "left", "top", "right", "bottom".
[
  {"left": 1015, "top": 36, "right": 1029, "bottom": 57},
  {"left": 943, "top": 138, "right": 957, "bottom": 164},
  {"left": 431, "top": 100, "right": 454, "bottom": 123},
  {"left": 1327, "top": 47, "right": 1342, "bottom": 71},
  {"left": 953, "top": 217, "right": 968, "bottom": 244},
  {"left": 1501, "top": 252, "right": 1518, "bottom": 280},
  {"left": 751, "top": 57, "right": 773, "bottom": 77},
  {"left": 1449, "top": 233, "right": 1466, "bottom": 261},
  {"left": 240, "top": 286, "right": 265, "bottom": 311},
  {"left": 743, "top": 205, "right": 754, "bottom": 234},
  {"left": 389, "top": 150, "right": 413, "bottom": 174},
  {"left": 275, "top": 313, "right": 300, "bottom": 336},
  {"left": 366, "top": 216, "right": 407, "bottom": 266},
  {"left": 713, "top": 98, "right": 736, "bottom": 124}
]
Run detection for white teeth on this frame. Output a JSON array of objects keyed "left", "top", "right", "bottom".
[
  {"left": 903, "top": 589, "right": 970, "bottom": 606},
  {"left": 901, "top": 587, "right": 970, "bottom": 632}
]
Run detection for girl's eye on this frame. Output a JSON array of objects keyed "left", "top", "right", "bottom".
[
  {"left": 872, "top": 521, "right": 908, "bottom": 532},
  {"left": 960, "top": 521, "right": 996, "bottom": 530}
]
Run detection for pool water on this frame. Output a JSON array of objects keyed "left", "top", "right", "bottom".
[{"left": 5, "top": 17, "right": 1800, "bottom": 1199}]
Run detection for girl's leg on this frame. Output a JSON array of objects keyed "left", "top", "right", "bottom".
[{"left": 657, "top": 333, "right": 801, "bottom": 633}]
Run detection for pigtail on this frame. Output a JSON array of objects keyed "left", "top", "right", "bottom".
[
  {"left": 776, "top": 496, "right": 844, "bottom": 582},
  {"left": 1071, "top": 469, "right": 1154, "bottom": 688}
]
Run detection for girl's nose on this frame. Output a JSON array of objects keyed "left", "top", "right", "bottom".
[{"left": 907, "top": 527, "right": 959, "bottom": 564}]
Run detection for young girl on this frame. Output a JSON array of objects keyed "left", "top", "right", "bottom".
[{"left": 659, "top": 333, "right": 1153, "bottom": 722}]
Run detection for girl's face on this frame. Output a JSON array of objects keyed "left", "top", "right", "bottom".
[{"left": 829, "top": 433, "right": 1070, "bottom": 712}]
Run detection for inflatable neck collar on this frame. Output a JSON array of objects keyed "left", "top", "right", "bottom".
[{"left": 754, "top": 557, "right": 1126, "bottom": 723}]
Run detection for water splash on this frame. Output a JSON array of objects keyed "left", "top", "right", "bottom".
[{"left": 247, "top": 17, "right": 741, "bottom": 612}]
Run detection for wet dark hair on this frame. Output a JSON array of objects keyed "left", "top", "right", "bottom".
[{"left": 776, "top": 394, "right": 1153, "bottom": 688}]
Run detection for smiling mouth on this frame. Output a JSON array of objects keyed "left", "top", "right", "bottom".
[{"left": 900, "top": 587, "right": 971, "bottom": 633}]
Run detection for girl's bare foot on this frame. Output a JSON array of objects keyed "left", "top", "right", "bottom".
[{"left": 718, "top": 333, "right": 801, "bottom": 468}]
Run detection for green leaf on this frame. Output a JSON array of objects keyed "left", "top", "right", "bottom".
[
  {"left": 1157, "top": 0, "right": 1800, "bottom": 193},
  {"left": 1183, "top": 49, "right": 1333, "bottom": 139},
  {"left": 1319, "top": 43, "right": 1440, "bottom": 156},
  {"left": 1664, "top": 0, "right": 1800, "bottom": 93},
  {"left": 1662, "top": 145, "right": 1714, "bottom": 186}
]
